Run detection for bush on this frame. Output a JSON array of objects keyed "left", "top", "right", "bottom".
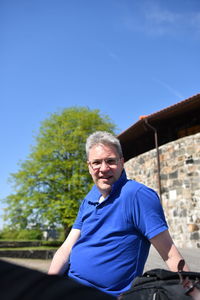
[
  {"left": 0, "top": 228, "right": 19, "bottom": 240},
  {"left": 57, "top": 228, "right": 66, "bottom": 241},
  {"left": 0, "top": 228, "right": 43, "bottom": 240},
  {"left": 41, "top": 240, "right": 62, "bottom": 247},
  {"left": 17, "top": 229, "right": 43, "bottom": 240}
]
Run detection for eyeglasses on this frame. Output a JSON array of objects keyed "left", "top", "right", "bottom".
[{"left": 88, "top": 158, "right": 120, "bottom": 171}]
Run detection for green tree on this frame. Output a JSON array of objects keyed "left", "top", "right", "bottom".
[{"left": 3, "top": 107, "right": 116, "bottom": 235}]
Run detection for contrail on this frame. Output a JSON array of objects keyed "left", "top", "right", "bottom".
[{"left": 152, "top": 77, "right": 183, "bottom": 99}]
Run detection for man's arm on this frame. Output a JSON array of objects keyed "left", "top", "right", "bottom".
[
  {"left": 150, "top": 229, "right": 190, "bottom": 271},
  {"left": 48, "top": 228, "right": 81, "bottom": 275}
]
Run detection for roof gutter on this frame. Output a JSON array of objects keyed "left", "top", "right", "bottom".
[{"left": 143, "top": 118, "right": 162, "bottom": 204}]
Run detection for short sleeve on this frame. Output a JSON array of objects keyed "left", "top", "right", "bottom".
[{"left": 132, "top": 186, "right": 168, "bottom": 240}]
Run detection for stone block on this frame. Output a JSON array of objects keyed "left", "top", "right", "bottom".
[
  {"left": 188, "top": 224, "right": 199, "bottom": 232},
  {"left": 185, "top": 157, "right": 194, "bottom": 164},
  {"left": 190, "top": 232, "right": 199, "bottom": 240},
  {"left": 169, "top": 190, "right": 177, "bottom": 200},
  {"left": 169, "top": 171, "right": 178, "bottom": 179}
]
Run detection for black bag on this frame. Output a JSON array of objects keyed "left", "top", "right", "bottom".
[{"left": 120, "top": 269, "right": 200, "bottom": 300}]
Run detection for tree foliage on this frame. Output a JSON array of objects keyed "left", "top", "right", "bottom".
[{"left": 3, "top": 107, "right": 116, "bottom": 233}]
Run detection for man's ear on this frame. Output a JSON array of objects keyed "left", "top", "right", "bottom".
[{"left": 87, "top": 161, "right": 92, "bottom": 175}]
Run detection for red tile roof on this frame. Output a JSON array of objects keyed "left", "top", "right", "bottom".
[{"left": 118, "top": 93, "right": 200, "bottom": 161}]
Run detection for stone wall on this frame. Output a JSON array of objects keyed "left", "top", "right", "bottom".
[
  {"left": 125, "top": 132, "right": 200, "bottom": 248},
  {"left": 0, "top": 249, "right": 55, "bottom": 259}
]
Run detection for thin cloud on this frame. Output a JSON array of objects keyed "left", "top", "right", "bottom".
[
  {"left": 121, "top": 1, "right": 200, "bottom": 38},
  {"left": 152, "top": 78, "right": 183, "bottom": 99},
  {"left": 108, "top": 51, "right": 120, "bottom": 62},
  {"left": 191, "top": 12, "right": 200, "bottom": 36},
  {"left": 97, "top": 42, "right": 120, "bottom": 62}
]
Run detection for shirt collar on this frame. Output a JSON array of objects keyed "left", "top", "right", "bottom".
[{"left": 88, "top": 169, "right": 128, "bottom": 202}]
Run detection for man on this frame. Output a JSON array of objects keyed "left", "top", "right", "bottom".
[{"left": 48, "top": 131, "right": 189, "bottom": 297}]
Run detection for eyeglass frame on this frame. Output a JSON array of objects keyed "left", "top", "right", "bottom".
[{"left": 88, "top": 157, "right": 122, "bottom": 171}]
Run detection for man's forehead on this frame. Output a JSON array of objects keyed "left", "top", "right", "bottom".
[{"left": 88, "top": 143, "right": 117, "bottom": 157}]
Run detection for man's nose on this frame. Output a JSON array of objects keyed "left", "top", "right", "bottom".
[{"left": 99, "top": 160, "right": 110, "bottom": 171}]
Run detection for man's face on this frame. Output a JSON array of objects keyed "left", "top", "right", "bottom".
[{"left": 87, "top": 143, "right": 124, "bottom": 198}]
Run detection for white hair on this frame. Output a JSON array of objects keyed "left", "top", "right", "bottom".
[{"left": 86, "top": 131, "right": 123, "bottom": 158}]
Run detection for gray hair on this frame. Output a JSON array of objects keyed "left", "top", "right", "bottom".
[{"left": 86, "top": 131, "right": 123, "bottom": 158}]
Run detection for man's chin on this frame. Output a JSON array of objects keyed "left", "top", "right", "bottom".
[{"left": 98, "top": 182, "right": 112, "bottom": 195}]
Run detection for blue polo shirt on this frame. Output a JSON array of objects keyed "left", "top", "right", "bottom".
[{"left": 68, "top": 171, "right": 168, "bottom": 297}]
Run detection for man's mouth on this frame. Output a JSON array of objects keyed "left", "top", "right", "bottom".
[{"left": 100, "top": 176, "right": 112, "bottom": 181}]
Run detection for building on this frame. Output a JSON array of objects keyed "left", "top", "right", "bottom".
[{"left": 118, "top": 94, "right": 200, "bottom": 248}]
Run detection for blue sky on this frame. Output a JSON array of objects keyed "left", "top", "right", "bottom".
[{"left": 0, "top": 0, "right": 200, "bottom": 228}]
